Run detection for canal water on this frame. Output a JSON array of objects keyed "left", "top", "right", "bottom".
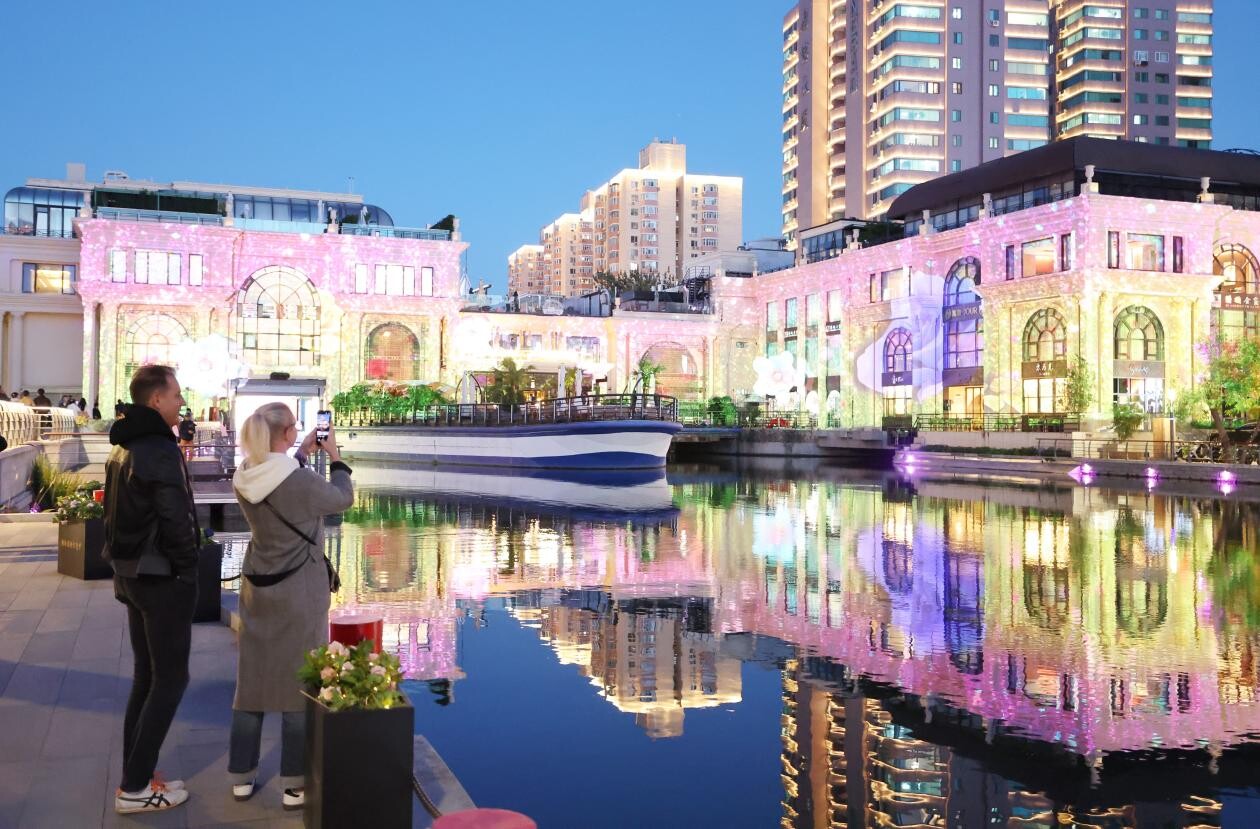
[{"left": 232, "top": 461, "right": 1260, "bottom": 827}]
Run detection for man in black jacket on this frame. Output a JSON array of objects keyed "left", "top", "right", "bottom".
[{"left": 104, "top": 364, "right": 196, "bottom": 814}]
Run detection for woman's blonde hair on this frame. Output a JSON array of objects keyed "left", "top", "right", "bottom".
[{"left": 239, "top": 402, "right": 294, "bottom": 467}]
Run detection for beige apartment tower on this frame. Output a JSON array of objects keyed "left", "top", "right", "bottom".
[
  {"left": 781, "top": 0, "right": 1213, "bottom": 242},
  {"left": 511, "top": 140, "right": 743, "bottom": 297}
]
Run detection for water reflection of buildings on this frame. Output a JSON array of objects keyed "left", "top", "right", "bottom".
[
  {"left": 326, "top": 474, "right": 1260, "bottom": 780},
  {"left": 533, "top": 597, "right": 741, "bottom": 738},
  {"left": 779, "top": 659, "right": 1226, "bottom": 829}
]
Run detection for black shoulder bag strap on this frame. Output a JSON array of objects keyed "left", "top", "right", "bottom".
[{"left": 259, "top": 498, "right": 341, "bottom": 593}]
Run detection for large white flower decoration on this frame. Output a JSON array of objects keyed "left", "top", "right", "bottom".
[
  {"left": 752, "top": 351, "right": 805, "bottom": 399},
  {"left": 174, "top": 334, "right": 249, "bottom": 397}
]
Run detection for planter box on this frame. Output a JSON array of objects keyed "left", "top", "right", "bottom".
[
  {"left": 305, "top": 693, "right": 413, "bottom": 829},
  {"left": 193, "top": 541, "right": 223, "bottom": 623},
  {"left": 57, "top": 518, "right": 111, "bottom": 580}
]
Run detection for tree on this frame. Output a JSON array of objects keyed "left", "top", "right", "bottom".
[
  {"left": 1187, "top": 334, "right": 1260, "bottom": 447},
  {"left": 482, "top": 358, "right": 532, "bottom": 406},
  {"left": 1112, "top": 401, "right": 1145, "bottom": 443},
  {"left": 1060, "top": 356, "right": 1094, "bottom": 414},
  {"left": 633, "top": 356, "right": 665, "bottom": 394},
  {"left": 592, "top": 270, "right": 664, "bottom": 300}
]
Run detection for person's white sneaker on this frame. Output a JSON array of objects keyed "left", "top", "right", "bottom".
[
  {"left": 282, "top": 787, "right": 305, "bottom": 811},
  {"left": 232, "top": 778, "right": 257, "bottom": 802},
  {"left": 115, "top": 783, "right": 188, "bottom": 814}
]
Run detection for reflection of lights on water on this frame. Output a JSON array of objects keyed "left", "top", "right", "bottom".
[{"left": 1068, "top": 464, "right": 1095, "bottom": 486}]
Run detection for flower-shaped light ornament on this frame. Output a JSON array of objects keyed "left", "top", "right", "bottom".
[
  {"left": 752, "top": 351, "right": 805, "bottom": 400},
  {"left": 173, "top": 334, "right": 249, "bottom": 397}
]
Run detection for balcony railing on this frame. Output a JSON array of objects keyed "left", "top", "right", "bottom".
[
  {"left": 96, "top": 207, "right": 224, "bottom": 225},
  {"left": 341, "top": 225, "right": 451, "bottom": 241},
  {"left": 913, "top": 413, "right": 1083, "bottom": 433},
  {"left": 337, "top": 394, "right": 678, "bottom": 428},
  {"left": 234, "top": 217, "right": 328, "bottom": 234}
]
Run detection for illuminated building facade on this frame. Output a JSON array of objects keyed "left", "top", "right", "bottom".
[
  {"left": 2, "top": 165, "right": 761, "bottom": 408},
  {"left": 780, "top": 0, "right": 1214, "bottom": 239},
  {"left": 513, "top": 140, "right": 744, "bottom": 295},
  {"left": 752, "top": 138, "right": 1260, "bottom": 428}
]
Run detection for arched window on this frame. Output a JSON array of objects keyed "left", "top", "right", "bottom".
[
  {"left": 944, "top": 258, "right": 983, "bottom": 370},
  {"left": 1022, "top": 309, "right": 1068, "bottom": 413},
  {"left": 1114, "top": 306, "right": 1164, "bottom": 361},
  {"left": 122, "top": 313, "right": 188, "bottom": 385},
  {"left": 641, "top": 342, "right": 701, "bottom": 400},
  {"left": 234, "top": 266, "right": 320, "bottom": 367},
  {"left": 365, "top": 324, "right": 422, "bottom": 382},
  {"left": 1214, "top": 244, "right": 1260, "bottom": 342},
  {"left": 943, "top": 257, "right": 980, "bottom": 306},
  {"left": 884, "top": 327, "right": 912, "bottom": 373},
  {"left": 1022, "top": 309, "right": 1067, "bottom": 362}
]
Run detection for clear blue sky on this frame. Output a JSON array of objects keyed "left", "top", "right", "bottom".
[{"left": 4, "top": 0, "right": 1256, "bottom": 291}]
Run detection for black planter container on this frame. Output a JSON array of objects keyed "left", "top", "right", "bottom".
[
  {"left": 193, "top": 541, "right": 222, "bottom": 623},
  {"left": 57, "top": 518, "right": 110, "bottom": 580},
  {"left": 305, "top": 693, "right": 414, "bottom": 829}
]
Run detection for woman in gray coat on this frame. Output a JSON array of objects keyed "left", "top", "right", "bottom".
[{"left": 229, "top": 402, "right": 353, "bottom": 810}]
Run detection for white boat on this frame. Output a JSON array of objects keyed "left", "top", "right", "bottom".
[{"left": 338, "top": 395, "right": 682, "bottom": 470}]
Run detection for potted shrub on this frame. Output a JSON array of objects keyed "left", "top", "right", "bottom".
[
  {"left": 55, "top": 483, "right": 109, "bottom": 580},
  {"left": 298, "top": 640, "right": 412, "bottom": 829}
]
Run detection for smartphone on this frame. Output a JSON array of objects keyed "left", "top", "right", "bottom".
[{"left": 316, "top": 410, "right": 332, "bottom": 443}]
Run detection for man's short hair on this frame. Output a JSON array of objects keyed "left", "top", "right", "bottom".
[{"left": 130, "top": 365, "right": 177, "bottom": 406}]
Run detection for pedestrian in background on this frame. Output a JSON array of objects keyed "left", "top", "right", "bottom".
[
  {"left": 178, "top": 410, "right": 197, "bottom": 460},
  {"left": 103, "top": 365, "right": 199, "bottom": 814},
  {"left": 228, "top": 402, "right": 353, "bottom": 811}
]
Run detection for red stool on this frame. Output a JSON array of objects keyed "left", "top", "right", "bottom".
[
  {"left": 329, "top": 615, "right": 383, "bottom": 650},
  {"left": 434, "top": 809, "right": 536, "bottom": 829}
]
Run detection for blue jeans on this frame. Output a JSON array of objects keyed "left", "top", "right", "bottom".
[{"left": 228, "top": 710, "right": 305, "bottom": 790}]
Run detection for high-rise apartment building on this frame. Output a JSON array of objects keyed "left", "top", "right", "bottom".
[
  {"left": 511, "top": 140, "right": 743, "bottom": 296},
  {"left": 781, "top": 0, "right": 1213, "bottom": 242},
  {"left": 506, "top": 243, "right": 545, "bottom": 294}
]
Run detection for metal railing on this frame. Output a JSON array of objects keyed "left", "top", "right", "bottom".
[
  {"left": 676, "top": 408, "right": 818, "bottom": 429},
  {"left": 914, "top": 413, "right": 1083, "bottom": 433},
  {"left": 336, "top": 394, "right": 678, "bottom": 428},
  {"left": 340, "top": 225, "right": 451, "bottom": 241},
  {"left": 1035, "top": 435, "right": 1260, "bottom": 464},
  {"left": 96, "top": 207, "right": 225, "bottom": 225},
  {"left": 1, "top": 404, "right": 78, "bottom": 445}
]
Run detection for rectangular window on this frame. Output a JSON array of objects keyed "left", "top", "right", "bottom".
[
  {"left": 1022, "top": 238, "right": 1056, "bottom": 277},
  {"left": 785, "top": 297, "right": 799, "bottom": 328},
  {"left": 1126, "top": 233, "right": 1165, "bottom": 270},
  {"left": 110, "top": 250, "right": 127, "bottom": 283},
  {"left": 189, "top": 254, "right": 203, "bottom": 286},
  {"left": 1108, "top": 231, "right": 1121, "bottom": 268},
  {"left": 766, "top": 301, "right": 779, "bottom": 331},
  {"left": 871, "top": 268, "right": 909, "bottom": 302},
  {"left": 374, "top": 264, "right": 387, "bottom": 294},
  {"left": 827, "top": 289, "right": 843, "bottom": 322},
  {"left": 420, "top": 266, "right": 434, "bottom": 296},
  {"left": 135, "top": 250, "right": 179, "bottom": 285},
  {"left": 403, "top": 266, "right": 416, "bottom": 295},
  {"left": 386, "top": 264, "right": 404, "bottom": 296},
  {"left": 21, "top": 263, "right": 77, "bottom": 294},
  {"left": 1005, "top": 245, "right": 1016, "bottom": 280},
  {"left": 1060, "top": 234, "right": 1073, "bottom": 271},
  {"left": 355, "top": 263, "right": 369, "bottom": 294},
  {"left": 805, "top": 293, "right": 821, "bottom": 327},
  {"left": 1172, "top": 236, "right": 1184, "bottom": 273}
]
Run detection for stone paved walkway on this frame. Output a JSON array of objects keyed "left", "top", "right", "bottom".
[{"left": 0, "top": 551, "right": 306, "bottom": 829}]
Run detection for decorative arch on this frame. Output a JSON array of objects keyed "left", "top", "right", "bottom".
[
  {"left": 121, "top": 313, "right": 188, "bottom": 383},
  {"left": 884, "top": 327, "right": 912, "bottom": 373},
  {"left": 943, "top": 257, "right": 980, "bottom": 306},
  {"left": 233, "top": 266, "right": 321, "bottom": 367},
  {"left": 1022, "top": 308, "right": 1067, "bottom": 362},
  {"left": 641, "top": 341, "right": 701, "bottom": 400},
  {"left": 1114, "top": 306, "right": 1164, "bottom": 362},
  {"left": 1214, "top": 243, "right": 1260, "bottom": 343},
  {"left": 365, "top": 323, "right": 422, "bottom": 382},
  {"left": 1214, "top": 243, "right": 1259, "bottom": 295}
]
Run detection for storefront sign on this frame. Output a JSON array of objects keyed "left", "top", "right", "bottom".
[
  {"left": 881, "top": 371, "right": 912, "bottom": 387},
  {"left": 1022, "top": 359, "right": 1067, "bottom": 379},
  {"left": 1219, "top": 293, "right": 1260, "bottom": 309},
  {"left": 942, "top": 303, "right": 983, "bottom": 322},
  {"left": 943, "top": 366, "right": 984, "bottom": 387},
  {"left": 825, "top": 321, "right": 842, "bottom": 334},
  {"left": 1113, "top": 360, "right": 1164, "bottom": 379}
]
